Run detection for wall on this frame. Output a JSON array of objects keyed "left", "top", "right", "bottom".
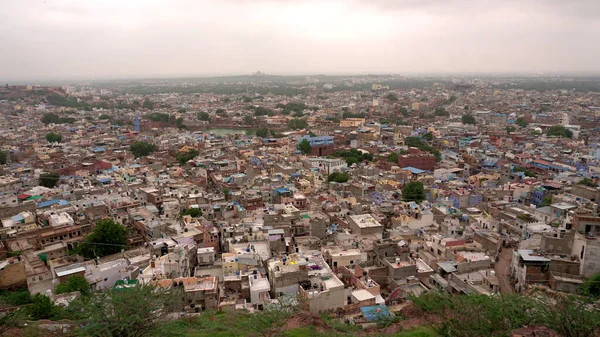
[
  {"left": 0, "top": 258, "right": 27, "bottom": 289},
  {"left": 582, "top": 240, "right": 600, "bottom": 278}
]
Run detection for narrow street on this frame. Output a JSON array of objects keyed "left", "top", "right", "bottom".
[{"left": 495, "top": 248, "right": 514, "bottom": 294}]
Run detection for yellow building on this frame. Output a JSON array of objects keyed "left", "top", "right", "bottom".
[{"left": 340, "top": 118, "right": 365, "bottom": 128}]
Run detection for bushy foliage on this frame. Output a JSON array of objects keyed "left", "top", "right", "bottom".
[
  {"left": 328, "top": 172, "right": 350, "bottom": 183},
  {"left": 547, "top": 125, "right": 573, "bottom": 138},
  {"left": 130, "top": 141, "right": 158, "bottom": 158},
  {"left": 333, "top": 149, "right": 373, "bottom": 165},
  {"left": 402, "top": 181, "right": 425, "bottom": 202},
  {"left": 77, "top": 219, "right": 128, "bottom": 259}
]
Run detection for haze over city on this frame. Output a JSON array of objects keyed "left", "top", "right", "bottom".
[{"left": 2, "top": 0, "right": 600, "bottom": 81}]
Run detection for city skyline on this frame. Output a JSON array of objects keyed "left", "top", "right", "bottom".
[{"left": 1, "top": 0, "right": 600, "bottom": 81}]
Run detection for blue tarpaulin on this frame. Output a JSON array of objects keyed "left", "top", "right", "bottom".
[{"left": 360, "top": 305, "right": 393, "bottom": 322}]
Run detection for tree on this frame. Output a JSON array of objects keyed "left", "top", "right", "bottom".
[
  {"left": 68, "top": 283, "right": 183, "bottom": 337},
  {"left": 506, "top": 126, "right": 516, "bottom": 133},
  {"left": 461, "top": 114, "right": 476, "bottom": 125},
  {"left": 39, "top": 172, "right": 60, "bottom": 188},
  {"left": 175, "top": 117, "right": 187, "bottom": 130},
  {"left": 222, "top": 187, "right": 232, "bottom": 201},
  {"left": 24, "top": 294, "right": 61, "bottom": 320},
  {"left": 0, "top": 151, "right": 8, "bottom": 165},
  {"left": 579, "top": 178, "right": 596, "bottom": 187},
  {"left": 180, "top": 208, "right": 202, "bottom": 218},
  {"left": 55, "top": 275, "right": 91, "bottom": 297},
  {"left": 253, "top": 106, "right": 273, "bottom": 116},
  {"left": 41, "top": 113, "right": 61, "bottom": 125},
  {"left": 288, "top": 118, "right": 308, "bottom": 130},
  {"left": 255, "top": 127, "right": 268, "bottom": 138},
  {"left": 398, "top": 107, "right": 409, "bottom": 118},
  {"left": 129, "top": 141, "right": 157, "bottom": 158},
  {"left": 327, "top": 172, "right": 350, "bottom": 183},
  {"left": 177, "top": 107, "right": 187, "bottom": 113},
  {"left": 298, "top": 138, "right": 312, "bottom": 155},
  {"left": 422, "top": 132, "right": 433, "bottom": 141},
  {"left": 387, "top": 152, "right": 398, "bottom": 163},
  {"left": 385, "top": 93, "right": 398, "bottom": 101},
  {"left": 215, "top": 108, "right": 226, "bottom": 114},
  {"left": 176, "top": 148, "right": 199, "bottom": 166},
  {"left": 514, "top": 166, "right": 537, "bottom": 178},
  {"left": 516, "top": 117, "right": 529, "bottom": 127},
  {"left": 547, "top": 125, "right": 573, "bottom": 138},
  {"left": 45, "top": 132, "right": 62, "bottom": 143},
  {"left": 99, "top": 114, "right": 112, "bottom": 120},
  {"left": 333, "top": 149, "right": 373, "bottom": 165},
  {"left": 434, "top": 107, "right": 449, "bottom": 116},
  {"left": 580, "top": 273, "right": 600, "bottom": 299},
  {"left": 244, "top": 115, "right": 254, "bottom": 125},
  {"left": 77, "top": 219, "right": 128, "bottom": 259},
  {"left": 142, "top": 99, "right": 154, "bottom": 110},
  {"left": 197, "top": 111, "right": 211, "bottom": 122},
  {"left": 541, "top": 194, "right": 553, "bottom": 207},
  {"left": 402, "top": 181, "right": 425, "bottom": 202}
]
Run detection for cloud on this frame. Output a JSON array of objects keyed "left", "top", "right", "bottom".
[{"left": 0, "top": 0, "right": 598, "bottom": 81}]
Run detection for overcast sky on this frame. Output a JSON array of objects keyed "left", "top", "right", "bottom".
[{"left": 1, "top": 0, "right": 599, "bottom": 81}]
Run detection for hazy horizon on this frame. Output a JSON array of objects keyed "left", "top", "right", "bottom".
[{"left": 2, "top": 0, "right": 600, "bottom": 82}]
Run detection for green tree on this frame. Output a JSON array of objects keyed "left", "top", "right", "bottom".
[
  {"left": 176, "top": 148, "right": 199, "bottom": 166},
  {"left": 244, "top": 115, "right": 254, "bottom": 125},
  {"left": 180, "top": 208, "right": 202, "bottom": 218},
  {"left": 175, "top": 117, "right": 187, "bottom": 130},
  {"left": 55, "top": 275, "right": 91, "bottom": 297},
  {"left": 255, "top": 127, "right": 268, "bottom": 138},
  {"left": 461, "top": 114, "right": 476, "bottom": 125},
  {"left": 327, "top": 172, "right": 350, "bottom": 183},
  {"left": 541, "top": 194, "right": 553, "bottom": 207},
  {"left": 45, "top": 132, "right": 62, "bottom": 143},
  {"left": 298, "top": 138, "right": 312, "bottom": 155},
  {"left": 177, "top": 107, "right": 187, "bottom": 113},
  {"left": 215, "top": 108, "right": 226, "bottom": 114},
  {"left": 579, "top": 178, "right": 596, "bottom": 187},
  {"left": 0, "top": 151, "right": 8, "bottom": 165},
  {"left": 99, "top": 114, "right": 112, "bottom": 120},
  {"left": 516, "top": 117, "right": 529, "bottom": 127},
  {"left": 77, "top": 219, "right": 128, "bottom": 259},
  {"left": 506, "top": 126, "right": 516, "bottom": 133},
  {"left": 398, "top": 107, "right": 409, "bottom": 118},
  {"left": 385, "top": 93, "right": 398, "bottom": 101},
  {"left": 434, "top": 107, "right": 449, "bottom": 116},
  {"left": 68, "top": 283, "right": 183, "bottom": 337},
  {"left": 580, "top": 273, "right": 600, "bottom": 299},
  {"left": 144, "top": 112, "right": 171, "bottom": 123},
  {"left": 422, "top": 133, "right": 433, "bottom": 141},
  {"left": 39, "top": 172, "right": 60, "bottom": 188},
  {"left": 142, "top": 99, "right": 154, "bottom": 110},
  {"left": 24, "top": 294, "right": 61, "bottom": 320},
  {"left": 288, "top": 118, "right": 308, "bottom": 130},
  {"left": 41, "top": 113, "right": 61, "bottom": 125},
  {"left": 197, "top": 111, "right": 211, "bottom": 122},
  {"left": 387, "top": 152, "right": 398, "bottom": 163},
  {"left": 514, "top": 166, "right": 537, "bottom": 178},
  {"left": 547, "top": 125, "right": 573, "bottom": 138},
  {"left": 129, "top": 141, "right": 157, "bottom": 158},
  {"left": 402, "top": 181, "right": 425, "bottom": 202},
  {"left": 253, "top": 106, "right": 273, "bottom": 116}
]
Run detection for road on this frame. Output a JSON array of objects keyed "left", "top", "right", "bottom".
[{"left": 495, "top": 248, "right": 514, "bottom": 294}]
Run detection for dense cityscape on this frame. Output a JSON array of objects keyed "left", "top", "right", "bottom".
[
  {"left": 2, "top": 0, "right": 600, "bottom": 336},
  {"left": 1, "top": 74, "right": 600, "bottom": 336}
]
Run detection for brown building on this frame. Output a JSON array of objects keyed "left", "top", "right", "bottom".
[{"left": 397, "top": 148, "right": 436, "bottom": 171}]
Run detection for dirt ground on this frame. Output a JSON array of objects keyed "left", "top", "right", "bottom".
[{"left": 495, "top": 248, "right": 515, "bottom": 294}]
